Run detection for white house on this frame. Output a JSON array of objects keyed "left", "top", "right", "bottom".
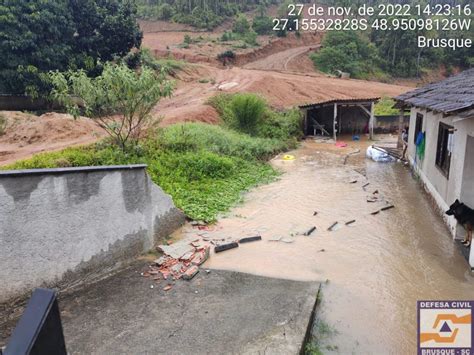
[{"left": 395, "top": 69, "right": 474, "bottom": 268}]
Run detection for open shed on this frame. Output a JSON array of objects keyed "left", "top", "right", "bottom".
[{"left": 299, "top": 98, "right": 379, "bottom": 140}]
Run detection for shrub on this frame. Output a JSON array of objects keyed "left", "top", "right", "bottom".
[
  {"left": 49, "top": 63, "right": 173, "bottom": 150},
  {"left": 158, "top": 3, "right": 174, "bottom": 20},
  {"left": 374, "top": 97, "right": 399, "bottom": 116},
  {"left": 217, "top": 50, "right": 236, "bottom": 66},
  {"left": 183, "top": 34, "right": 192, "bottom": 45},
  {"left": 252, "top": 16, "right": 273, "bottom": 35},
  {"left": 258, "top": 108, "right": 303, "bottom": 140},
  {"left": 233, "top": 14, "right": 250, "bottom": 34},
  {"left": 229, "top": 93, "right": 266, "bottom": 135},
  {"left": 243, "top": 31, "right": 258, "bottom": 46}
]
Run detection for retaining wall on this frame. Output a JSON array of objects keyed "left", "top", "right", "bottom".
[{"left": 0, "top": 165, "right": 185, "bottom": 303}]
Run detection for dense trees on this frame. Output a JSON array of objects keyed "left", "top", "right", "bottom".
[
  {"left": 311, "top": 31, "right": 380, "bottom": 79},
  {"left": 319, "top": 0, "right": 473, "bottom": 77},
  {"left": 136, "top": 0, "right": 283, "bottom": 29},
  {"left": 0, "top": 0, "right": 142, "bottom": 95}
]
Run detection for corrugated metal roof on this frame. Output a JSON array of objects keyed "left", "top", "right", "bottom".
[
  {"left": 395, "top": 69, "right": 474, "bottom": 115},
  {"left": 299, "top": 97, "right": 380, "bottom": 109}
]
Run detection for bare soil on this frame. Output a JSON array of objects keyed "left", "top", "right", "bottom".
[
  {"left": 0, "top": 111, "right": 105, "bottom": 166},
  {"left": 0, "top": 19, "right": 414, "bottom": 165}
]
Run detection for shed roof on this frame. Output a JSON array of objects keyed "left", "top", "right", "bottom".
[
  {"left": 394, "top": 69, "right": 474, "bottom": 115},
  {"left": 298, "top": 97, "right": 380, "bottom": 109}
]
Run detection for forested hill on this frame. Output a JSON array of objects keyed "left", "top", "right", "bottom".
[{"left": 135, "top": 0, "right": 287, "bottom": 29}]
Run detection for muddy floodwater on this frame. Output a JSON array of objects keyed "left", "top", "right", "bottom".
[{"left": 174, "top": 138, "right": 474, "bottom": 354}]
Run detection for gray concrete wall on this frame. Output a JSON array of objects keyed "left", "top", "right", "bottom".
[
  {"left": 0, "top": 165, "right": 185, "bottom": 303},
  {"left": 407, "top": 109, "right": 474, "bottom": 266}
]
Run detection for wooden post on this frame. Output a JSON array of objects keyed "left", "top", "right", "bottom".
[
  {"left": 333, "top": 103, "right": 337, "bottom": 142},
  {"left": 397, "top": 108, "right": 405, "bottom": 148},
  {"left": 369, "top": 102, "right": 375, "bottom": 140}
]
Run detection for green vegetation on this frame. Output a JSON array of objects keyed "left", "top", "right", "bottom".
[
  {"left": 374, "top": 97, "right": 399, "bottom": 116},
  {"left": 217, "top": 50, "right": 236, "bottom": 66},
  {"left": 135, "top": 0, "right": 283, "bottom": 30},
  {"left": 251, "top": 3, "right": 273, "bottom": 35},
  {"left": 4, "top": 93, "right": 301, "bottom": 222},
  {"left": 229, "top": 93, "right": 267, "bottom": 135},
  {"left": 0, "top": 0, "right": 142, "bottom": 96},
  {"left": 315, "top": 0, "right": 473, "bottom": 78},
  {"left": 49, "top": 63, "right": 173, "bottom": 150},
  {"left": 310, "top": 31, "right": 380, "bottom": 79},
  {"left": 122, "top": 48, "right": 185, "bottom": 76},
  {"left": 3, "top": 121, "right": 297, "bottom": 222},
  {"left": 208, "top": 93, "right": 303, "bottom": 141}
]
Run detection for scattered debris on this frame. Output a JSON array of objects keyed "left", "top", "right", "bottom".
[
  {"left": 345, "top": 220, "right": 356, "bottom": 226},
  {"left": 269, "top": 235, "right": 283, "bottom": 242},
  {"left": 367, "top": 196, "right": 379, "bottom": 203},
  {"left": 191, "top": 246, "right": 210, "bottom": 265},
  {"left": 147, "top": 238, "right": 212, "bottom": 284},
  {"left": 163, "top": 285, "right": 172, "bottom": 291},
  {"left": 328, "top": 222, "right": 341, "bottom": 231},
  {"left": 239, "top": 236, "right": 262, "bottom": 244},
  {"left": 349, "top": 179, "right": 358, "bottom": 184},
  {"left": 362, "top": 182, "right": 370, "bottom": 189},
  {"left": 215, "top": 242, "right": 239, "bottom": 253},
  {"left": 158, "top": 242, "right": 195, "bottom": 260},
  {"left": 282, "top": 154, "right": 295, "bottom": 161},
  {"left": 318, "top": 249, "right": 326, "bottom": 252},
  {"left": 373, "top": 190, "right": 379, "bottom": 194},
  {"left": 183, "top": 266, "right": 200, "bottom": 280},
  {"left": 280, "top": 236, "right": 295, "bottom": 243},
  {"left": 381, "top": 205, "right": 395, "bottom": 211},
  {"left": 313, "top": 211, "right": 318, "bottom": 216},
  {"left": 304, "top": 226, "right": 317, "bottom": 236},
  {"left": 371, "top": 210, "right": 381, "bottom": 215}
]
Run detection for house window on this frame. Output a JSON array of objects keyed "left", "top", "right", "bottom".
[
  {"left": 435, "top": 122, "right": 454, "bottom": 178},
  {"left": 414, "top": 113, "right": 423, "bottom": 144}
]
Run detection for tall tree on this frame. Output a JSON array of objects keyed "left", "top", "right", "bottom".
[{"left": 0, "top": 0, "right": 143, "bottom": 95}]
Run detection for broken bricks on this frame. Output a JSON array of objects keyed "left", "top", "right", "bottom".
[{"left": 183, "top": 265, "right": 199, "bottom": 280}]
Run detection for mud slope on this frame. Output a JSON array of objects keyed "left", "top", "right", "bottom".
[
  {"left": 243, "top": 45, "right": 320, "bottom": 72},
  {"left": 153, "top": 64, "right": 412, "bottom": 125},
  {"left": 0, "top": 112, "right": 105, "bottom": 166}
]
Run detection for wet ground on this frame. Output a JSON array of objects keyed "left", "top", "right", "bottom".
[{"left": 173, "top": 136, "right": 474, "bottom": 354}]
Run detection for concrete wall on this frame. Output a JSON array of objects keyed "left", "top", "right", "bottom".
[
  {"left": 0, "top": 165, "right": 185, "bottom": 303},
  {"left": 407, "top": 109, "right": 474, "bottom": 266}
]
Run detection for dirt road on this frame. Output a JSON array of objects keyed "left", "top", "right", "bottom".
[
  {"left": 243, "top": 45, "right": 319, "bottom": 72},
  {"left": 157, "top": 63, "right": 411, "bottom": 126}
]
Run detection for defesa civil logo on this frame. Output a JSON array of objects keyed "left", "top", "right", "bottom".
[{"left": 418, "top": 301, "right": 473, "bottom": 355}]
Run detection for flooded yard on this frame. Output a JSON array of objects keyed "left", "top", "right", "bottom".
[{"left": 174, "top": 137, "right": 474, "bottom": 354}]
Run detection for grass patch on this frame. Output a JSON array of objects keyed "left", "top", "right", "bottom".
[
  {"left": 374, "top": 97, "right": 399, "bottom": 116},
  {"left": 3, "top": 122, "right": 290, "bottom": 222},
  {"left": 4, "top": 92, "right": 302, "bottom": 222}
]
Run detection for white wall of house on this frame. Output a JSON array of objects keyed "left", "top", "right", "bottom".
[{"left": 407, "top": 108, "right": 474, "bottom": 242}]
